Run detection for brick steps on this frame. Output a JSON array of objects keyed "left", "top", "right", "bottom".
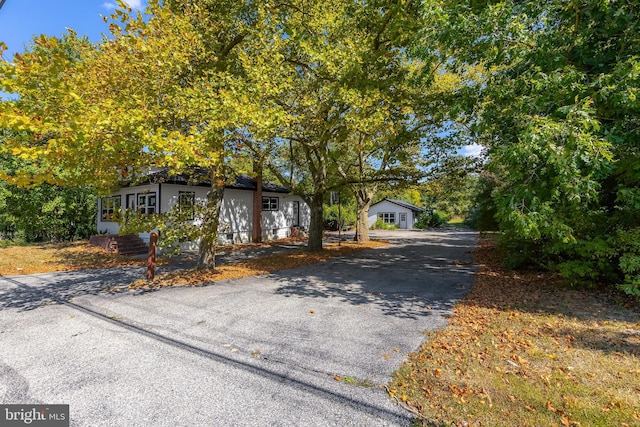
[{"left": 89, "top": 234, "right": 148, "bottom": 256}]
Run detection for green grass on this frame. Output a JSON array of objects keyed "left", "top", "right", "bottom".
[{"left": 447, "top": 217, "right": 466, "bottom": 226}]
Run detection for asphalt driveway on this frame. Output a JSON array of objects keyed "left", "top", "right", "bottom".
[{"left": 0, "top": 229, "right": 477, "bottom": 426}]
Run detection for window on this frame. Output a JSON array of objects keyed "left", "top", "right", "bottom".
[
  {"left": 101, "top": 196, "right": 121, "bottom": 222},
  {"left": 137, "top": 192, "right": 157, "bottom": 215},
  {"left": 378, "top": 212, "right": 395, "bottom": 224},
  {"left": 262, "top": 196, "right": 279, "bottom": 211},
  {"left": 178, "top": 191, "right": 196, "bottom": 220}
]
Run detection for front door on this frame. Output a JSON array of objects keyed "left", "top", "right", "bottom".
[{"left": 399, "top": 212, "right": 407, "bottom": 229}]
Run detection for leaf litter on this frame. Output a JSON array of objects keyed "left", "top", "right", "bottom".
[
  {"left": 129, "top": 240, "right": 388, "bottom": 289},
  {"left": 389, "top": 236, "right": 640, "bottom": 427}
]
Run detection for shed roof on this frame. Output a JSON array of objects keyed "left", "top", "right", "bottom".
[{"left": 372, "top": 198, "right": 426, "bottom": 213}]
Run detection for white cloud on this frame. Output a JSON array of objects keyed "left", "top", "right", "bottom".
[
  {"left": 123, "top": 0, "right": 144, "bottom": 9},
  {"left": 102, "top": 0, "right": 144, "bottom": 10},
  {"left": 460, "top": 144, "right": 483, "bottom": 157}
]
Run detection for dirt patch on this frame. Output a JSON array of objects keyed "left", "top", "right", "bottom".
[{"left": 0, "top": 242, "right": 154, "bottom": 275}]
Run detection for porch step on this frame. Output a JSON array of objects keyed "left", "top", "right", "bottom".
[{"left": 89, "top": 234, "right": 149, "bottom": 256}]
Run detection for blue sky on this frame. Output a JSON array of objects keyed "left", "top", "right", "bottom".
[
  {"left": 0, "top": 0, "right": 482, "bottom": 157},
  {"left": 0, "top": 0, "right": 145, "bottom": 59}
]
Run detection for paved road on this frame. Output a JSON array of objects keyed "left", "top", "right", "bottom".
[{"left": 0, "top": 229, "right": 477, "bottom": 426}]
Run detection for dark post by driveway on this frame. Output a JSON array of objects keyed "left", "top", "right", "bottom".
[{"left": 0, "top": 229, "right": 477, "bottom": 426}]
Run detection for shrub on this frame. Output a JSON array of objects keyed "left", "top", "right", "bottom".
[
  {"left": 464, "top": 205, "right": 499, "bottom": 230},
  {"left": 371, "top": 218, "right": 398, "bottom": 230},
  {"left": 323, "top": 203, "right": 356, "bottom": 230},
  {"left": 415, "top": 210, "right": 450, "bottom": 229}
]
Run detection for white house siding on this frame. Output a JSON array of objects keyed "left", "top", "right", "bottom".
[
  {"left": 368, "top": 200, "right": 418, "bottom": 229},
  {"left": 216, "top": 188, "right": 253, "bottom": 244},
  {"left": 160, "top": 183, "right": 209, "bottom": 216},
  {"left": 97, "top": 184, "right": 310, "bottom": 246},
  {"left": 261, "top": 194, "right": 310, "bottom": 241}
]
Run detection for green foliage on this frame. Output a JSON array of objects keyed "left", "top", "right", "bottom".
[
  {"left": 426, "top": 0, "right": 640, "bottom": 296},
  {"left": 120, "top": 203, "right": 205, "bottom": 255},
  {"left": 323, "top": 203, "right": 356, "bottom": 231},
  {"left": 0, "top": 0, "right": 462, "bottom": 255},
  {"left": 415, "top": 210, "right": 450, "bottom": 229},
  {"left": 248, "top": 0, "right": 441, "bottom": 248},
  {"left": 375, "top": 189, "right": 424, "bottom": 208},
  {"left": 616, "top": 232, "right": 640, "bottom": 296},
  {"left": 423, "top": 156, "right": 483, "bottom": 219},
  {"left": 464, "top": 172, "right": 500, "bottom": 231},
  {"left": 0, "top": 184, "right": 97, "bottom": 242},
  {"left": 371, "top": 218, "right": 398, "bottom": 230},
  {"left": 0, "top": 232, "right": 25, "bottom": 247},
  {"left": 0, "top": 1, "right": 279, "bottom": 266},
  {"left": 0, "top": 155, "right": 96, "bottom": 243}
]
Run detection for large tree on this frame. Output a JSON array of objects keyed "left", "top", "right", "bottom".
[
  {"left": 331, "top": 66, "right": 474, "bottom": 241},
  {"left": 426, "top": 0, "right": 640, "bottom": 294},
  {"left": 0, "top": 1, "right": 280, "bottom": 268},
  {"left": 239, "top": 0, "right": 439, "bottom": 249}
]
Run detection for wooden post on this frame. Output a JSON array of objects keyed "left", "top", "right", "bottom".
[
  {"left": 146, "top": 232, "right": 158, "bottom": 281},
  {"left": 337, "top": 191, "right": 341, "bottom": 246}
]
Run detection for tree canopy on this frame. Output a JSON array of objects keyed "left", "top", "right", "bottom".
[
  {"left": 0, "top": 0, "right": 281, "bottom": 266},
  {"left": 425, "top": 0, "right": 640, "bottom": 295},
  {"left": 2, "top": 0, "right": 637, "bottom": 295},
  {"left": 1, "top": 0, "right": 445, "bottom": 258}
]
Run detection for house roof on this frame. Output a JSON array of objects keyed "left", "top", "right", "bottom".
[
  {"left": 125, "top": 168, "right": 291, "bottom": 194},
  {"left": 372, "top": 198, "right": 426, "bottom": 212},
  {"left": 225, "top": 174, "right": 291, "bottom": 194}
]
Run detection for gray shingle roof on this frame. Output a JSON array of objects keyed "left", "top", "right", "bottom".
[
  {"left": 225, "top": 174, "right": 290, "bottom": 193},
  {"left": 126, "top": 168, "right": 290, "bottom": 193}
]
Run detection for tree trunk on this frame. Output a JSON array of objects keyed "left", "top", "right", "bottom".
[
  {"left": 307, "top": 192, "right": 324, "bottom": 252},
  {"left": 354, "top": 187, "right": 374, "bottom": 242},
  {"left": 252, "top": 162, "right": 263, "bottom": 243},
  {"left": 197, "top": 164, "right": 226, "bottom": 269}
]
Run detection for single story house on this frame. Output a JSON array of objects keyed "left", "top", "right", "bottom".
[
  {"left": 97, "top": 168, "right": 310, "bottom": 247},
  {"left": 368, "top": 198, "right": 426, "bottom": 229}
]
